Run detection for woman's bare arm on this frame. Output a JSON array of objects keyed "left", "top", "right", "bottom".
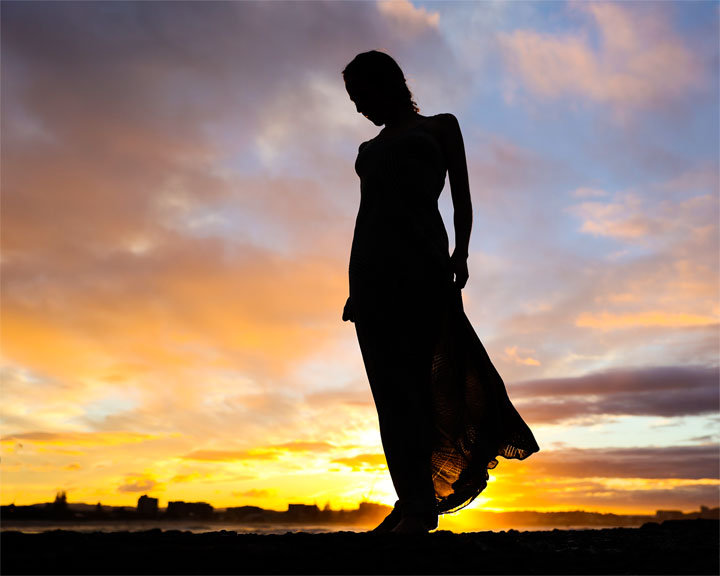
[{"left": 437, "top": 113, "right": 472, "bottom": 288}]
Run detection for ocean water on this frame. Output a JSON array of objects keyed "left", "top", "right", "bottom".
[
  {"left": 0, "top": 520, "right": 366, "bottom": 535},
  {"left": 1, "top": 520, "right": 614, "bottom": 534}
]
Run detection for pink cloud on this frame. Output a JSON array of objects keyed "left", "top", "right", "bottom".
[
  {"left": 500, "top": 2, "right": 702, "bottom": 116},
  {"left": 377, "top": 0, "right": 440, "bottom": 35}
]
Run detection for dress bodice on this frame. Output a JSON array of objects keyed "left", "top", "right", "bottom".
[
  {"left": 355, "top": 120, "right": 448, "bottom": 206},
  {"left": 349, "top": 118, "right": 451, "bottom": 282}
]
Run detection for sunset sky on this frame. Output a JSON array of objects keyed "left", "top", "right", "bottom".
[{"left": 2, "top": 1, "right": 718, "bottom": 527}]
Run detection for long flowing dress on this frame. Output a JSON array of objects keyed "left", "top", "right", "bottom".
[{"left": 349, "top": 117, "right": 540, "bottom": 515}]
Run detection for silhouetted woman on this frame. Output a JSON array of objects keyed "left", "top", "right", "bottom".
[{"left": 342, "top": 51, "right": 539, "bottom": 534}]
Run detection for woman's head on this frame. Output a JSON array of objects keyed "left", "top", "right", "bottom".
[{"left": 343, "top": 50, "right": 419, "bottom": 125}]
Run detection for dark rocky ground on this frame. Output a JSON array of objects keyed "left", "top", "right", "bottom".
[{"left": 2, "top": 519, "right": 717, "bottom": 575}]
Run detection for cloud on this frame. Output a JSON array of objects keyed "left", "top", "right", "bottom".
[
  {"left": 0, "top": 0, "right": 463, "bottom": 415},
  {"left": 170, "top": 473, "right": 206, "bottom": 484},
  {"left": 376, "top": 0, "right": 439, "bottom": 35},
  {"left": 478, "top": 443, "right": 719, "bottom": 512},
  {"left": 499, "top": 2, "right": 702, "bottom": 116},
  {"left": 273, "top": 441, "right": 336, "bottom": 453},
  {"left": 117, "top": 474, "right": 160, "bottom": 493},
  {"left": 511, "top": 365, "right": 719, "bottom": 423},
  {"left": 568, "top": 193, "right": 652, "bottom": 239},
  {"left": 231, "top": 489, "right": 276, "bottom": 499},
  {"left": 182, "top": 450, "right": 279, "bottom": 462},
  {"left": 464, "top": 132, "right": 573, "bottom": 205},
  {"left": 331, "top": 453, "right": 387, "bottom": 472},
  {"left": 520, "top": 445, "right": 719, "bottom": 480},
  {"left": 567, "top": 190, "right": 718, "bottom": 247},
  {"left": 576, "top": 311, "right": 718, "bottom": 331},
  {"left": 0, "top": 431, "right": 157, "bottom": 447},
  {"left": 480, "top": 158, "right": 717, "bottom": 382},
  {"left": 572, "top": 187, "right": 608, "bottom": 199},
  {"left": 181, "top": 441, "right": 338, "bottom": 462},
  {"left": 504, "top": 346, "right": 541, "bottom": 367}
]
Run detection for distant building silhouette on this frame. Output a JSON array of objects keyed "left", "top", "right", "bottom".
[
  {"left": 166, "top": 501, "right": 213, "bottom": 520},
  {"left": 137, "top": 495, "right": 159, "bottom": 517},
  {"left": 656, "top": 510, "right": 685, "bottom": 521},
  {"left": 225, "top": 506, "right": 267, "bottom": 521},
  {"left": 286, "top": 504, "right": 320, "bottom": 521},
  {"left": 698, "top": 505, "right": 719, "bottom": 519}
]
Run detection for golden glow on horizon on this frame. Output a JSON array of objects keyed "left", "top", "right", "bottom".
[{"left": 3, "top": 429, "right": 717, "bottom": 518}]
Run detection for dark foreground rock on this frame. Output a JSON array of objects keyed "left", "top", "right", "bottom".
[{"left": 2, "top": 519, "right": 717, "bottom": 575}]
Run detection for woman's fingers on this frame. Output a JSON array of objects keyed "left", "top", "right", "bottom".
[
  {"left": 454, "top": 269, "right": 469, "bottom": 289},
  {"left": 450, "top": 256, "right": 469, "bottom": 289},
  {"left": 343, "top": 297, "right": 355, "bottom": 322}
]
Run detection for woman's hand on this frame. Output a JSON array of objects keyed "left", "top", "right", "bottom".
[
  {"left": 450, "top": 250, "right": 469, "bottom": 289},
  {"left": 342, "top": 296, "right": 355, "bottom": 322}
]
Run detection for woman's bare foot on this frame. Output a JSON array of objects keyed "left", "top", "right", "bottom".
[{"left": 369, "top": 505, "right": 402, "bottom": 533}]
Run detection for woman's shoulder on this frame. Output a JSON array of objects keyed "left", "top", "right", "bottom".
[
  {"left": 425, "top": 113, "right": 461, "bottom": 134},
  {"left": 426, "top": 112, "right": 458, "bottom": 123},
  {"left": 421, "top": 114, "right": 462, "bottom": 151}
]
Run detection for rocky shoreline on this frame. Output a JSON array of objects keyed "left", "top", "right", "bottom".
[{"left": 2, "top": 519, "right": 717, "bottom": 575}]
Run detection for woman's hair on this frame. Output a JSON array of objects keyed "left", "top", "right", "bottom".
[{"left": 342, "top": 50, "right": 419, "bottom": 113}]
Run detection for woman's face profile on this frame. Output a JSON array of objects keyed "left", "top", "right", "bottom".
[{"left": 345, "top": 75, "right": 385, "bottom": 126}]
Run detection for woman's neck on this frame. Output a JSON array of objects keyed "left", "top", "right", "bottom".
[{"left": 383, "top": 107, "right": 417, "bottom": 129}]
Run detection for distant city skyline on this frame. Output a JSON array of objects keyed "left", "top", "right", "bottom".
[
  {"left": 2, "top": 0, "right": 718, "bottom": 519},
  {"left": 4, "top": 492, "right": 717, "bottom": 533},
  {"left": 8, "top": 492, "right": 719, "bottom": 516}
]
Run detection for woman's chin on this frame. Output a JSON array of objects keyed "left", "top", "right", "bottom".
[{"left": 364, "top": 115, "right": 383, "bottom": 126}]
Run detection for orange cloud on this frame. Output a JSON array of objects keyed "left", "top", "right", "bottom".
[
  {"left": 232, "top": 489, "right": 276, "bottom": 499},
  {"left": 170, "top": 473, "right": 206, "bottom": 484},
  {"left": 182, "top": 450, "right": 279, "bottom": 462},
  {"left": 0, "top": 431, "right": 158, "bottom": 447},
  {"left": 332, "top": 453, "right": 387, "bottom": 472},
  {"left": 576, "top": 311, "right": 718, "bottom": 331},
  {"left": 272, "top": 441, "right": 336, "bottom": 453},
  {"left": 181, "top": 441, "right": 342, "bottom": 463},
  {"left": 117, "top": 473, "right": 162, "bottom": 493},
  {"left": 504, "top": 346, "right": 541, "bottom": 366}
]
